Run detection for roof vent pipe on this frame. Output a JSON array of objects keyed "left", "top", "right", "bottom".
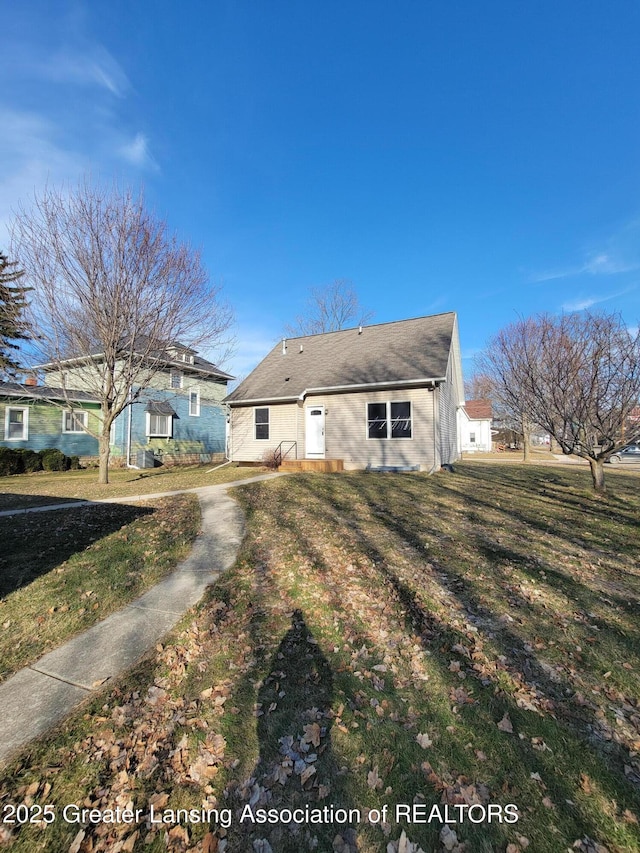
[
  {"left": 282, "top": 338, "right": 287, "bottom": 355},
  {"left": 358, "top": 325, "right": 363, "bottom": 335},
  {"left": 299, "top": 344, "right": 304, "bottom": 353}
]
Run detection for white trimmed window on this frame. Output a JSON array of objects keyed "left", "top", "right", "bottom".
[
  {"left": 367, "top": 402, "right": 412, "bottom": 439},
  {"left": 189, "top": 389, "right": 200, "bottom": 417},
  {"left": 170, "top": 370, "right": 183, "bottom": 389},
  {"left": 5, "top": 407, "right": 28, "bottom": 440},
  {"left": 146, "top": 413, "right": 173, "bottom": 438},
  {"left": 255, "top": 407, "right": 269, "bottom": 440},
  {"left": 62, "top": 410, "right": 88, "bottom": 433}
]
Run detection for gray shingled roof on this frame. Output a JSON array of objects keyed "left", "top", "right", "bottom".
[
  {"left": 227, "top": 312, "right": 456, "bottom": 404},
  {"left": 0, "top": 381, "right": 100, "bottom": 404},
  {"left": 35, "top": 338, "right": 234, "bottom": 382}
]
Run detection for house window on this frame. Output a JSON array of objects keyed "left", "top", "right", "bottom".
[
  {"left": 367, "top": 402, "right": 412, "bottom": 439},
  {"left": 147, "top": 413, "right": 172, "bottom": 437},
  {"left": 63, "top": 410, "right": 88, "bottom": 433},
  {"left": 255, "top": 407, "right": 269, "bottom": 440},
  {"left": 5, "top": 407, "right": 28, "bottom": 440},
  {"left": 170, "top": 370, "right": 183, "bottom": 389},
  {"left": 469, "top": 431, "right": 476, "bottom": 444},
  {"left": 189, "top": 389, "right": 200, "bottom": 417}
]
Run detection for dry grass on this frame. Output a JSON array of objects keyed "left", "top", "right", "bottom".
[
  {"left": 1, "top": 463, "right": 639, "bottom": 853},
  {"left": 0, "top": 494, "right": 200, "bottom": 680},
  {"left": 0, "top": 463, "right": 267, "bottom": 510}
]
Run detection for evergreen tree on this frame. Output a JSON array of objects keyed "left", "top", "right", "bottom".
[{"left": 0, "top": 251, "right": 30, "bottom": 375}]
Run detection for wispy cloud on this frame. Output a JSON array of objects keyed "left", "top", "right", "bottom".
[
  {"left": 0, "top": 33, "right": 154, "bottom": 245},
  {"left": 41, "top": 46, "right": 131, "bottom": 96},
  {"left": 560, "top": 285, "right": 636, "bottom": 312},
  {"left": 118, "top": 133, "right": 157, "bottom": 170},
  {"left": 531, "top": 221, "right": 640, "bottom": 283}
]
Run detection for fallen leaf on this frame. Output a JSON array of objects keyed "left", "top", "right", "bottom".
[
  {"left": 497, "top": 713, "right": 514, "bottom": 733},
  {"left": 367, "top": 766, "right": 383, "bottom": 790}
]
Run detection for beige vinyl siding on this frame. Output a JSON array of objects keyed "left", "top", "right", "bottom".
[
  {"left": 229, "top": 402, "right": 300, "bottom": 462},
  {"left": 231, "top": 387, "right": 441, "bottom": 469},
  {"left": 307, "top": 387, "right": 437, "bottom": 470},
  {"left": 437, "top": 350, "right": 462, "bottom": 466}
]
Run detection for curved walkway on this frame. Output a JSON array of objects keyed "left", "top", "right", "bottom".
[{"left": 0, "top": 473, "right": 280, "bottom": 766}]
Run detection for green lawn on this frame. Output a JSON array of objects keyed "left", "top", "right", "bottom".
[
  {"left": 1, "top": 463, "right": 639, "bottom": 853},
  {"left": 0, "top": 494, "right": 200, "bottom": 680},
  {"left": 0, "top": 462, "right": 267, "bottom": 510}
]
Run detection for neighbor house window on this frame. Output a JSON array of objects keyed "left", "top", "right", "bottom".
[
  {"left": 170, "top": 370, "right": 183, "bottom": 389},
  {"left": 146, "top": 413, "right": 172, "bottom": 437},
  {"left": 255, "top": 407, "right": 269, "bottom": 440},
  {"left": 367, "top": 402, "right": 412, "bottom": 439},
  {"left": 62, "top": 410, "right": 88, "bottom": 433},
  {"left": 5, "top": 407, "right": 28, "bottom": 440},
  {"left": 189, "top": 389, "right": 200, "bottom": 416},
  {"left": 469, "top": 432, "right": 476, "bottom": 444}
]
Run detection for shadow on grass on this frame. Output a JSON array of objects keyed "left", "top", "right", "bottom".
[
  {"left": 224, "top": 606, "right": 360, "bottom": 853},
  {"left": 278, "top": 472, "right": 640, "bottom": 849},
  {"left": 0, "top": 492, "right": 88, "bottom": 512},
  {"left": 0, "top": 503, "right": 153, "bottom": 597}
]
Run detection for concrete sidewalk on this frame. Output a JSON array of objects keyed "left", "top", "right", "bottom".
[{"left": 0, "top": 473, "right": 280, "bottom": 765}]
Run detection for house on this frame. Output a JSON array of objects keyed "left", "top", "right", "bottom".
[
  {"left": 101, "top": 344, "right": 233, "bottom": 466},
  {"left": 226, "top": 312, "right": 464, "bottom": 471},
  {"left": 458, "top": 399, "right": 493, "bottom": 453},
  {"left": 2, "top": 342, "right": 233, "bottom": 466},
  {"left": 0, "top": 380, "right": 101, "bottom": 456}
]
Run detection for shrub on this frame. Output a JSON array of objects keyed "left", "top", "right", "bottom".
[
  {"left": 0, "top": 447, "right": 22, "bottom": 476},
  {"left": 261, "top": 448, "right": 280, "bottom": 470},
  {"left": 39, "top": 448, "right": 71, "bottom": 472},
  {"left": 69, "top": 455, "right": 81, "bottom": 470},
  {"left": 18, "top": 449, "right": 43, "bottom": 473}
]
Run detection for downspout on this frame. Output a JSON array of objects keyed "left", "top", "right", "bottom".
[
  {"left": 431, "top": 385, "right": 438, "bottom": 473},
  {"left": 126, "top": 386, "right": 137, "bottom": 468}
]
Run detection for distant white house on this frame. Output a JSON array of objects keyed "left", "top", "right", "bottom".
[{"left": 458, "top": 399, "right": 493, "bottom": 452}]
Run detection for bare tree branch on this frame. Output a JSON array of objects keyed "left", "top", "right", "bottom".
[
  {"left": 478, "top": 312, "right": 640, "bottom": 491},
  {"left": 284, "top": 279, "right": 373, "bottom": 336},
  {"left": 11, "top": 179, "right": 234, "bottom": 484}
]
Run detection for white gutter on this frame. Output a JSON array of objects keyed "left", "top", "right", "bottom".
[
  {"left": 227, "top": 376, "right": 447, "bottom": 407},
  {"left": 298, "top": 377, "right": 446, "bottom": 399}
]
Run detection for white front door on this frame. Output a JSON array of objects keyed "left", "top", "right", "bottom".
[{"left": 305, "top": 406, "right": 325, "bottom": 458}]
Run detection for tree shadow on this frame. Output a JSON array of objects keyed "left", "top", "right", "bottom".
[
  {"left": 0, "top": 503, "right": 153, "bottom": 597},
  {"left": 226, "top": 609, "right": 359, "bottom": 853}
]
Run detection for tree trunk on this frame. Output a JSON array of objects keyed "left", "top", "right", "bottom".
[
  {"left": 522, "top": 415, "right": 531, "bottom": 462},
  {"left": 98, "top": 428, "right": 111, "bottom": 485},
  {"left": 588, "top": 457, "right": 606, "bottom": 493}
]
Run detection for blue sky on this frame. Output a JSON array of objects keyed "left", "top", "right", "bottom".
[{"left": 3, "top": 1, "right": 640, "bottom": 380}]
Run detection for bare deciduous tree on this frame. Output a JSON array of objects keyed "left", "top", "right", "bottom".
[
  {"left": 285, "top": 279, "right": 373, "bottom": 336},
  {"left": 12, "top": 180, "right": 233, "bottom": 484},
  {"left": 479, "top": 312, "right": 640, "bottom": 491}
]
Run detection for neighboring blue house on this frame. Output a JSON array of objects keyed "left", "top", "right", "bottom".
[
  {"left": 0, "top": 380, "right": 101, "bottom": 456},
  {"left": 1, "top": 343, "right": 233, "bottom": 467}
]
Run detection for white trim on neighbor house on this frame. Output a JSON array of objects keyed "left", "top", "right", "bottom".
[
  {"left": 189, "top": 388, "right": 200, "bottom": 416},
  {"left": 62, "top": 409, "right": 89, "bottom": 433},
  {"left": 4, "top": 406, "right": 29, "bottom": 441},
  {"left": 146, "top": 412, "right": 173, "bottom": 438}
]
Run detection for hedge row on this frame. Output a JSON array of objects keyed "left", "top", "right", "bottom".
[{"left": 0, "top": 447, "right": 81, "bottom": 476}]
